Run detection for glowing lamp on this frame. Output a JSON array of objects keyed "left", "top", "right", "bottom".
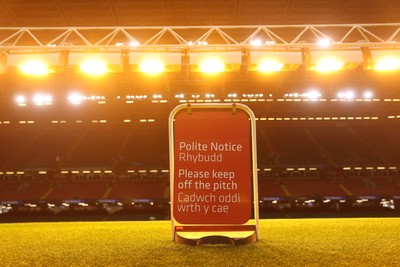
[
  {"left": 374, "top": 57, "right": 400, "bottom": 71},
  {"left": 80, "top": 59, "right": 108, "bottom": 75},
  {"left": 33, "top": 94, "right": 53, "bottom": 106},
  {"left": 258, "top": 59, "right": 284, "bottom": 72},
  {"left": 304, "top": 90, "right": 322, "bottom": 100},
  {"left": 317, "top": 38, "right": 332, "bottom": 48},
  {"left": 363, "top": 91, "right": 373, "bottom": 99},
  {"left": 15, "top": 95, "right": 27, "bottom": 106},
  {"left": 139, "top": 59, "right": 164, "bottom": 74},
  {"left": 250, "top": 39, "right": 262, "bottom": 47},
  {"left": 68, "top": 93, "right": 85, "bottom": 105},
  {"left": 337, "top": 91, "right": 355, "bottom": 100},
  {"left": 18, "top": 60, "right": 49, "bottom": 75},
  {"left": 199, "top": 59, "right": 224, "bottom": 73},
  {"left": 315, "top": 57, "right": 344, "bottom": 72},
  {"left": 129, "top": 41, "right": 140, "bottom": 47}
]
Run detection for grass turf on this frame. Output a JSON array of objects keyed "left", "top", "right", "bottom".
[{"left": 0, "top": 218, "right": 399, "bottom": 266}]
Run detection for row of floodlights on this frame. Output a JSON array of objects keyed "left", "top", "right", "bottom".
[
  {"left": 54, "top": 38, "right": 338, "bottom": 48},
  {"left": 17, "top": 58, "right": 225, "bottom": 75},
  {"left": 284, "top": 91, "right": 373, "bottom": 100},
  {"left": 113, "top": 38, "right": 393, "bottom": 49},
  {"left": 14, "top": 90, "right": 375, "bottom": 106},
  {"left": 67, "top": 38, "right": 332, "bottom": 48},
  {"left": 114, "top": 40, "right": 209, "bottom": 47},
  {"left": 15, "top": 54, "right": 400, "bottom": 76}
]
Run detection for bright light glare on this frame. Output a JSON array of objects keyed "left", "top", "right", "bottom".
[
  {"left": 129, "top": 41, "right": 140, "bottom": 47},
  {"left": 363, "top": 91, "right": 373, "bottom": 99},
  {"left": 304, "top": 90, "right": 321, "bottom": 100},
  {"left": 68, "top": 93, "right": 85, "bottom": 105},
  {"left": 250, "top": 39, "right": 262, "bottom": 47},
  {"left": 15, "top": 95, "right": 27, "bottom": 106},
  {"left": 258, "top": 59, "right": 284, "bottom": 72},
  {"left": 199, "top": 59, "right": 224, "bottom": 74},
  {"left": 315, "top": 58, "right": 344, "bottom": 72},
  {"left": 18, "top": 60, "right": 49, "bottom": 75},
  {"left": 33, "top": 94, "right": 52, "bottom": 106},
  {"left": 139, "top": 59, "right": 165, "bottom": 74},
  {"left": 337, "top": 91, "right": 355, "bottom": 100},
  {"left": 374, "top": 57, "right": 400, "bottom": 71},
  {"left": 80, "top": 59, "right": 108, "bottom": 75},
  {"left": 15, "top": 95, "right": 26, "bottom": 105},
  {"left": 317, "top": 38, "right": 332, "bottom": 48}
]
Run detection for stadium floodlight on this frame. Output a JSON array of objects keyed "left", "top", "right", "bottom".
[
  {"left": 205, "top": 93, "right": 215, "bottom": 98},
  {"left": 18, "top": 60, "right": 49, "bottom": 75},
  {"left": 258, "top": 59, "right": 284, "bottom": 72},
  {"left": 79, "top": 59, "right": 108, "bottom": 75},
  {"left": 250, "top": 39, "right": 263, "bottom": 47},
  {"left": 197, "top": 41, "right": 208, "bottom": 46},
  {"left": 15, "top": 95, "right": 26, "bottom": 106},
  {"left": 139, "top": 59, "right": 165, "bottom": 74},
  {"left": 199, "top": 58, "right": 224, "bottom": 73},
  {"left": 363, "top": 91, "right": 373, "bottom": 99},
  {"left": 129, "top": 41, "right": 140, "bottom": 47},
  {"left": 317, "top": 38, "right": 332, "bottom": 48},
  {"left": 337, "top": 90, "right": 355, "bottom": 100},
  {"left": 315, "top": 57, "right": 344, "bottom": 72},
  {"left": 304, "top": 90, "right": 322, "bottom": 100},
  {"left": 33, "top": 93, "right": 53, "bottom": 106},
  {"left": 374, "top": 57, "right": 400, "bottom": 71},
  {"left": 68, "top": 93, "right": 85, "bottom": 105}
]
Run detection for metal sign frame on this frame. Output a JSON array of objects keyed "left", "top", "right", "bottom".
[{"left": 169, "top": 103, "right": 259, "bottom": 244}]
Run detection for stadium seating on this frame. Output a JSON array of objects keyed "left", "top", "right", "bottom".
[{"left": 1, "top": 99, "right": 400, "bottom": 218}]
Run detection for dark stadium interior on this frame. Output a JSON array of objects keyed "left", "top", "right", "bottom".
[
  {"left": 1, "top": 86, "right": 400, "bottom": 220},
  {"left": 1, "top": 0, "right": 400, "bottom": 221},
  {"left": 2, "top": 0, "right": 400, "bottom": 26}
]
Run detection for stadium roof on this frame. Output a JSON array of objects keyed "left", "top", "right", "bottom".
[
  {"left": 1, "top": 0, "right": 400, "bottom": 97},
  {"left": 1, "top": 0, "right": 399, "bottom": 27},
  {"left": 1, "top": 1, "right": 400, "bottom": 52}
]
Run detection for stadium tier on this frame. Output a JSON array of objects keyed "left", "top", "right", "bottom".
[{"left": 1, "top": 95, "right": 400, "bottom": 217}]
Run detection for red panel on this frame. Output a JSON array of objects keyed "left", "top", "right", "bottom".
[{"left": 172, "top": 108, "right": 252, "bottom": 224}]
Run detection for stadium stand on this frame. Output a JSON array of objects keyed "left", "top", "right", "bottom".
[
  {"left": 1, "top": 95, "right": 400, "bottom": 221},
  {"left": 1, "top": 1, "right": 400, "bottom": 223}
]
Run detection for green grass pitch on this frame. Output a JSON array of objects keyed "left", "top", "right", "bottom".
[{"left": 0, "top": 218, "right": 399, "bottom": 266}]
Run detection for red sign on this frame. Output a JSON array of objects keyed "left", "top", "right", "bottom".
[{"left": 172, "top": 108, "right": 252, "bottom": 224}]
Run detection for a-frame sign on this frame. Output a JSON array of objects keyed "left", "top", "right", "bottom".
[{"left": 169, "top": 103, "right": 259, "bottom": 245}]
